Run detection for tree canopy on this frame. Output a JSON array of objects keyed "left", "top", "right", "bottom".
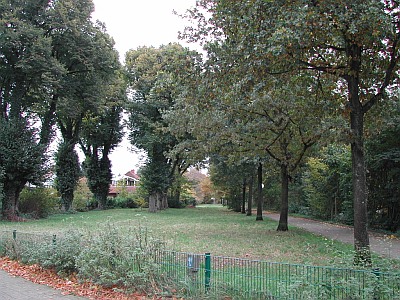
[
  {"left": 125, "top": 43, "right": 202, "bottom": 212},
  {"left": 0, "top": 0, "right": 123, "bottom": 217},
  {"left": 176, "top": 0, "right": 400, "bottom": 264}
]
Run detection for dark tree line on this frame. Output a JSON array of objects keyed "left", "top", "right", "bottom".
[{"left": 0, "top": 0, "right": 125, "bottom": 219}]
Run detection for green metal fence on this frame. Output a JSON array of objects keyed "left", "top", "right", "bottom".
[
  {"left": 1, "top": 230, "right": 400, "bottom": 299},
  {"left": 154, "top": 250, "right": 400, "bottom": 299}
]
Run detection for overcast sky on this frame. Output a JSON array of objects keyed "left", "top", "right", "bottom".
[
  {"left": 91, "top": 0, "right": 198, "bottom": 177},
  {"left": 92, "top": 0, "right": 198, "bottom": 61}
]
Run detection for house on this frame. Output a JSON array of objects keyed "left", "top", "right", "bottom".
[{"left": 108, "top": 169, "right": 140, "bottom": 197}]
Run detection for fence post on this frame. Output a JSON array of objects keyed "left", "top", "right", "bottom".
[
  {"left": 372, "top": 268, "right": 381, "bottom": 300},
  {"left": 52, "top": 234, "right": 57, "bottom": 246},
  {"left": 205, "top": 252, "right": 211, "bottom": 292},
  {"left": 12, "top": 230, "right": 17, "bottom": 240}
]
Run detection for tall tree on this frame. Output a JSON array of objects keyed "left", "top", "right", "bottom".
[
  {"left": 0, "top": 0, "right": 64, "bottom": 220},
  {"left": 80, "top": 71, "right": 126, "bottom": 210},
  {"left": 125, "top": 43, "right": 202, "bottom": 212},
  {"left": 52, "top": 0, "right": 121, "bottom": 211}
]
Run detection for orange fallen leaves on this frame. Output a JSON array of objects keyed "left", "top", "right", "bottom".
[{"left": 0, "top": 257, "right": 183, "bottom": 299}]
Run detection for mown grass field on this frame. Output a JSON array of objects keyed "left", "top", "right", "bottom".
[{"left": 1, "top": 205, "right": 398, "bottom": 270}]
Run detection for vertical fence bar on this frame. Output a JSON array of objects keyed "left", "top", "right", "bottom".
[{"left": 205, "top": 252, "right": 211, "bottom": 292}]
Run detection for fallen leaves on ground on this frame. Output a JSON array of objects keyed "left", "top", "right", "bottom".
[{"left": 0, "top": 257, "right": 182, "bottom": 299}]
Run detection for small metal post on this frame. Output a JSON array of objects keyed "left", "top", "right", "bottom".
[
  {"left": 12, "top": 230, "right": 16, "bottom": 240},
  {"left": 372, "top": 268, "right": 381, "bottom": 300},
  {"left": 205, "top": 252, "right": 211, "bottom": 292}
]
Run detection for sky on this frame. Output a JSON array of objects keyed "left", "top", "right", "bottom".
[
  {"left": 90, "top": 0, "right": 199, "bottom": 177},
  {"left": 91, "top": 0, "right": 198, "bottom": 60}
]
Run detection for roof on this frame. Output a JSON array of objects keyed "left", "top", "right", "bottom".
[{"left": 124, "top": 169, "right": 139, "bottom": 180}]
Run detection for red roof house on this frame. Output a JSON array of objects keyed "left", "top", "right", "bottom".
[{"left": 108, "top": 169, "right": 140, "bottom": 197}]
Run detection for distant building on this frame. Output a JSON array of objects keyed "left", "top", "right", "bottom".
[{"left": 108, "top": 169, "right": 140, "bottom": 197}]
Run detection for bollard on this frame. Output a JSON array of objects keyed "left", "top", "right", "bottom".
[{"left": 205, "top": 252, "right": 211, "bottom": 292}]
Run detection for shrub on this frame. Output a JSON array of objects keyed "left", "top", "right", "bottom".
[
  {"left": 76, "top": 222, "right": 165, "bottom": 292},
  {"left": 113, "top": 196, "right": 138, "bottom": 208},
  {"left": 2, "top": 230, "right": 82, "bottom": 275},
  {"left": 18, "top": 187, "right": 59, "bottom": 218},
  {"left": 2, "top": 223, "right": 166, "bottom": 290},
  {"left": 72, "top": 178, "right": 93, "bottom": 211}
]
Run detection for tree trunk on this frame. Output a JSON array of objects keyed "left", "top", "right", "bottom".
[
  {"left": 61, "top": 190, "right": 74, "bottom": 212},
  {"left": 2, "top": 183, "right": 24, "bottom": 221},
  {"left": 95, "top": 192, "right": 107, "bottom": 210},
  {"left": 247, "top": 175, "right": 253, "bottom": 216},
  {"left": 256, "top": 163, "right": 263, "bottom": 221},
  {"left": 277, "top": 164, "right": 289, "bottom": 231},
  {"left": 347, "top": 42, "right": 371, "bottom": 266},
  {"left": 351, "top": 109, "right": 371, "bottom": 266},
  {"left": 241, "top": 178, "right": 246, "bottom": 214},
  {"left": 161, "top": 192, "right": 168, "bottom": 210},
  {"left": 148, "top": 193, "right": 157, "bottom": 213}
]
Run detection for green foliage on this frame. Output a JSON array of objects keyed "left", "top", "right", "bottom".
[
  {"left": 0, "top": 118, "right": 48, "bottom": 219},
  {"left": 179, "top": 0, "right": 400, "bottom": 261},
  {"left": 54, "top": 142, "right": 81, "bottom": 211},
  {"left": 52, "top": 0, "right": 122, "bottom": 212},
  {"left": 0, "top": 167, "right": 4, "bottom": 210},
  {"left": 3, "top": 222, "right": 165, "bottom": 291},
  {"left": 125, "top": 44, "right": 202, "bottom": 209},
  {"left": 3, "top": 230, "right": 83, "bottom": 275},
  {"left": 112, "top": 196, "right": 138, "bottom": 209},
  {"left": 72, "top": 178, "right": 94, "bottom": 212},
  {"left": 0, "top": 119, "right": 46, "bottom": 186},
  {"left": 108, "top": 182, "right": 147, "bottom": 209},
  {"left": 0, "top": 0, "right": 64, "bottom": 220},
  {"left": 76, "top": 222, "right": 165, "bottom": 291},
  {"left": 80, "top": 71, "right": 126, "bottom": 210},
  {"left": 83, "top": 155, "right": 113, "bottom": 209},
  {"left": 18, "top": 188, "right": 59, "bottom": 218},
  {"left": 301, "top": 145, "right": 353, "bottom": 224},
  {"left": 367, "top": 114, "right": 400, "bottom": 232},
  {"left": 303, "top": 158, "right": 333, "bottom": 219}
]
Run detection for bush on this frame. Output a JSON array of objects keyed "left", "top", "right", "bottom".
[
  {"left": 73, "top": 178, "right": 94, "bottom": 211},
  {"left": 2, "top": 230, "right": 82, "bottom": 275},
  {"left": 76, "top": 222, "right": 165, "bottom": 292},
  {"left": 18, "top": 187, "right": 59, "bottom": 218},
  {"left": 113, "top": 196, "right": 138, "bottom": 208},
  {"left": 2, "top": 223, "right": 166, "bottom": 291}
]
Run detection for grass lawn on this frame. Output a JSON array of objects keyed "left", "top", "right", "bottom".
[{"left": 1, "top": 205, "right": 398, "bottom": 270}]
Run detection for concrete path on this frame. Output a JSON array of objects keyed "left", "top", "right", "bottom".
[
  {"left": 0, "top": 269, "right": 88, "bottom": 300},
  {"left": 265, "top": 212, "right": 400, "bottom": 260}
]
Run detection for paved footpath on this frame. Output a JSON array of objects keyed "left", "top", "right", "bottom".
[
  {"left": 265, "top": 212, "right": 400, "bottom": 260},
  {"left": 0, "top": 269, "right": 88, "bottom": 300}
]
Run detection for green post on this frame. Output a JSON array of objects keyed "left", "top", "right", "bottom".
[
  {"left": 12, "top": 230, "right": 16, "bottom": 240},
  {"left": 205, "top": 252, "right": 211, "bottom": 292}
]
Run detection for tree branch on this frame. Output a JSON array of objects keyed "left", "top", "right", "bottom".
[{"left": 363, "top": 32, "right": 400, "bottom": 113}]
